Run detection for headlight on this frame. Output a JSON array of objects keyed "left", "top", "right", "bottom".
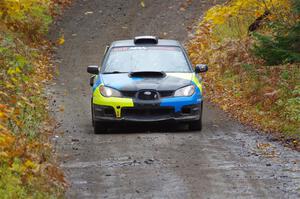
[
  {"left": 99, "top": 86, "right": 122, "bottom": 97},
  {"left": 174, "top": 85, "right": 195, "bottom": 97}
]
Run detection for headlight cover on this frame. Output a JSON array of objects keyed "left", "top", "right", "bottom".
[
  {"left": 99, "top": 86, "right": 122, "bottom": 97},
  {"left": 174, "top": 85, "right": 195, "bottom": 97}
]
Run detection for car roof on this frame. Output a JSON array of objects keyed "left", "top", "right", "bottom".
[{"left": 111, "top": 39, "right": 182, "bottom": 47}]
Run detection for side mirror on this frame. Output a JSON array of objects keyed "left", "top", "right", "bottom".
[
  {"left": 195, "top": 64, "right": 208, "bottom": 73},
  {"left": 87, "top": 65, "right": 99, "bottom": 74},
  {"left": 90, "top": 75, "right": 96, "bottom": 87}
]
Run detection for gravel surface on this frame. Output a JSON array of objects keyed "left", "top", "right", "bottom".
[{"left": 49, "top": 0, "right": 300, "bottom": 198}]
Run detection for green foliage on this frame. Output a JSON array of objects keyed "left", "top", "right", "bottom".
[
  {"left": 253, "top": 22, "right": 300, "bottom": 65},
  {"left": 188, "top": 0, "right": 300, "bottom": 139},
  {"left": 292, "top": 0, "right": 300, "bottom": 14},
  {"left": 276, "top": 85, "right": 300, "bottom": 123},
  {"left": 285, "top": 97, "right": 300, "bottom": 122},
  {"left": 0, "top": 0, "right": 68, "bottom": 198},
  {"left": 0, "top": 163, "right": 27, "bottom": 199},
  {"left": 0, "top": 0, "right": 53, "bottom": 40},
  {"left": 0, "top": 159, "right": 63, "bottom": 199},
  {"left": 212, "top": 17, "right": 255, "bottom": 40},
  {"left": 253, "top": 0, "right": 300, "bottom": 65}
]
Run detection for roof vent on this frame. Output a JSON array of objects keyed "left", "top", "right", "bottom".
[{"left": 134, "top": 36, "right": 158, "bottom": 44}]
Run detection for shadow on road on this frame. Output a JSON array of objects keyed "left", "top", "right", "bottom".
[{"left": 102, "top": 122, "right": 190, "bottom": 134}]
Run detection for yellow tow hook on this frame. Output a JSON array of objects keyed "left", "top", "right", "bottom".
[{"left": 115, "top": 106, "right": 121, "bottom": 118}]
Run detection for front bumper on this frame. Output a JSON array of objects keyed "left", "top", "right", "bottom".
[{"left": 93, "top": 103, "right": 201, "bottom": 122}]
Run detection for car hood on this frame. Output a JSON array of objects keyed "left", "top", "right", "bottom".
[{"left": 101, "top": 73, "right": 193, "bottom": 91}]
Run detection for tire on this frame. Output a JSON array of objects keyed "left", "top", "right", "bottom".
[
  {"left": 189, "top": 102, "right": 203, "bottom": 131},
  {"left": 93, "top": 121, "right": 108, "bottom": 134},
  {"left": 91, "top": 101, "right": 107, "bottom": 134},
  {"left": 91, "top": 98, "right": 94, "bottom": 127}
]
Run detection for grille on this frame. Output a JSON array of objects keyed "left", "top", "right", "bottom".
[
  {"left": 159, "top": 91, "right": 174, "bottom": 98},
  {"left": 121, "top": 90, "right": 173, "bottom": 98},
  {"left": 94, "top": 106, "right": 115, "bottom": 117},
  {"left": 121, "top": 91, "right": 136, "bottom": 98},
  {"left": 137, "top": 90, "right": 159, "bottom": 100}
]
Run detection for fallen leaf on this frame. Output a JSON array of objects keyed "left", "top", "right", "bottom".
[
  {"left": 84, "top": 11, "right": 94, "bottom": 15},
  {"left": 59, "top": 105, "right": 64, "bottom": 112},
  {"left": 256, "top": 143, "right": 271, "bottom": 149},
  {"left": 57, "top": 35, "right": 65, "bottom": 45}
]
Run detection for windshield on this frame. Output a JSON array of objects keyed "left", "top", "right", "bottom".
[{"left": 103, "top": 46, "right": 191, "bottom": 73}]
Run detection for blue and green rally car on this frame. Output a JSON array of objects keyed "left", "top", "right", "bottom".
[{"left": 87, "top": 36, "right": 208, "bottom": 133}]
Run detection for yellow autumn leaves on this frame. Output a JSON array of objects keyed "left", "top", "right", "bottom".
[
  {"left": 204, "top": 0, "right": 291, "bottom": 26},
  {"left": 140, "top": 0, "right": 145, "bottom": 8},
  {"left": 188, "top": 0, "right": 300, "bottom": 141},
  {"left": 0, "top": 0, "right": 50, "bottom": 13},
  {"left": 1, "top": 0, "right": 67, "bottom": 197},
  {"left": 1, "top": 0, "right": 53, "bottom": 37}
]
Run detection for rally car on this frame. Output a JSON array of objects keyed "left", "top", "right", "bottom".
[{"left": 87, "top": 36, "right": 208, "bottom": 133}]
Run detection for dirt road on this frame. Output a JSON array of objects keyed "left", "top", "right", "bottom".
[{"left": 49, "top": 0, "right": 300, "bottom": 198}]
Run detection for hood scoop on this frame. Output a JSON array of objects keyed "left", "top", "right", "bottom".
[{"left": 129, "top": 71, "right": 166, "bottom": 78}]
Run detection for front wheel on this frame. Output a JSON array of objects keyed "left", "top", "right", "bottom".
[
  {"left": 189, "top": 102, "right": 203, "bottom": 131},
  {"left": 91, "top": 102, "right": 108, "bottom": 134}
]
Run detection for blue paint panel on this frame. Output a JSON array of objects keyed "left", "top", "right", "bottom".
[
  {"left": 160, "top": 83, "right": 202, "bottom": 112},
  {"left": 100, "top": 73, "right": 193, "bottom": 91},
  {"left": 92, "top": 75, "right": 102, "bottom": 92},
  {"left": 131, "top": 77, "right": 143, "bottom": 81}
]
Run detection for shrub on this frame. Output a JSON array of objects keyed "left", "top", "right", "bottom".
[
  {"left": 252, "top": 0, "right": 300, "bottom": 65},
  {"left": 253, "top": 23, "right": 300, "bottom": 65},
  {"left": 0, "top": 0, "right": 69, "bottom": 198},
  {"left": 188, "top": 0, "right": 300, "bottom": 139},
  {"left": 0, "top": 0, "right": 53, "bottom": 40}
]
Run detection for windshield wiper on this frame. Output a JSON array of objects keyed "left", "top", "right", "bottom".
[{"left": 102, "top": 71, "right": 126, "bottom": 74}]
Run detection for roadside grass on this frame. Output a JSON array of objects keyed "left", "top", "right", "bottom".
[
  {"left": 1, "top": 0, "right": 70, "bottom": 198},
  {"left": 188, "top": 0, "right": 300, "bottom": 147}
]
